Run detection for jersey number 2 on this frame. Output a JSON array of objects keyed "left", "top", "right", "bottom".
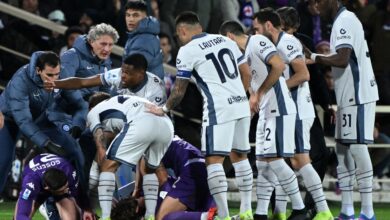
[{"left": 205, "top": 48, "right": 238, "bottom": 83}]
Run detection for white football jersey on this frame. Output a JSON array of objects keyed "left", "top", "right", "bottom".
[
  {"left": 276, "top": 32, "right": 315, "bottom": 120},
  {"left": 100, "top": 68, "right": 166, "bottom": 106},
  {"left": 245, "top": 35, "right": 296, "bottom": 119},
  {"left": 87, "top": 95, "right": 153, "bottom": 134},
  {"left": 330, "top": 7, "right": 379, "bottom": 107},
  {"left": 176, "top": 33, "right": 250, "bottom": 126}
]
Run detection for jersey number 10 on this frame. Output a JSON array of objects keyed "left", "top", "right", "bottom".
[{"left": 206, "top": 48, "right": 238, "bottom": 83}]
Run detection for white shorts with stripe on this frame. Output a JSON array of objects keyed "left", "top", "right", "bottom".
[
  {"left": 106, "top": 114, "right": 174, "bottom": 168},
  {"left": 335, "top": 102, "right": 376, "bottom": 144},
  {"left": 256, "top": 114, "right": 296, "bottom": 158},
  {"left": 201, "top": 117, "right": 251, "bottom": 156},
  {"left": 295, "top": 118, "right": 314, "bottom": 153}
]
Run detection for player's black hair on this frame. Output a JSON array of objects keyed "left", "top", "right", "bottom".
[
  {"left": 159, "top": 32, "right": 171, "bottom": 44},
  {"left": 65, "top": 26, "right": 84, "bottom": 40},
  {"left": 276, "top": 6, "right": 300, "bottom": 31},
  {"left": 219, "top": 20, "right": 245, "bottom": 36},
  {"left": 175, "top": 11, "right": 200, "bottom": 26},
  {"left": 125, "top": 0, "right": 147, "bottom": 12},
  {"left": 253, "top": 7, "right": 281, "bottom": 28},
  {"left": 123, "top": 53, "right": 148, "bottom": 71},
  {"left": 88, "top": 92, "right": 111, "bottom": 110},
  {"left": 36, "top": 51, "right": 60, "bottom": 71},
  {"left": 111, "top": 197, "right": 141, "bottom": 220},
  {"left": 43, "top": 168, "right": 67, "bottom": 191}
]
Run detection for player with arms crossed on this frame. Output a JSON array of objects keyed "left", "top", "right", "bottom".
[
  {"left": 147, "top": 11, "right": 253, "bottom": 220},
  {"left": 306, "top": 0, "right": 379, "bottom": 219},
  {"left": 14, "top": 153, "right": 94, "bottom": 220}
]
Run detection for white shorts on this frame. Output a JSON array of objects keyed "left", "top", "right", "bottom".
[
  {"left": 295, "top": 118, "right": 314, "bottom": 153},
  {"left": 107, "top": 114, "right": 174, "bottom": 168},
  {"left": 335, "top": 102, "right": 376, "bottom": 144},
  {"left": 201, "top": 117, "right": 250, "bottom": 156},
  {"left": 256, "top": 114, "right": 296, "bottom": 158}
]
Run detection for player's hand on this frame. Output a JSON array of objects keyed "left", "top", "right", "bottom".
[
  {"left": 303, "top": 46, "right": 312, "bottom": 60},
  {"left": 249, "top": 94, "right": 260, "bottom": 114},
  {"left": 96, "top": 146, "right": 106, "bottom": 166},
  {"left": 43, "top": 80, "right": 56, "bottom": 91},
  {"left": 328, "top": 107, "right": 336, "bottom": 125},
  {"left": 82, "top": 210, "right": 96, "bottom": 220},
  {"left": 0, "top": 111, "right": 4, "bottom": 129},
  {"left": 43, "top": 141, "right": 67, "bottom": 157},
  {"left": 144, "top": 103, "right": 165, "bottom": 116}
]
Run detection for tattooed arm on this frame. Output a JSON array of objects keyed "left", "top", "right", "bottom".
[
  {"left": 147, "top": 78, "right": 190, "bottom": 116},
  {"left": 93, "top": 127, "right": 108, "bottom": 165}
]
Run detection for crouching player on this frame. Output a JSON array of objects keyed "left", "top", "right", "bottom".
[{"left": 14, "top": 153, "right": 94, "bottom": 220}]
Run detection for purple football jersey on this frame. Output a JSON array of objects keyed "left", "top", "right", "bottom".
[{"left": 15, "top": 154, "right": 78, "bottom": 219}]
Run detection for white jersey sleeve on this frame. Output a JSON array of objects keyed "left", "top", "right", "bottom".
[
  {"left": 277, "top": 33, "right": 314, "bottom": 120},
  {"left": 246, "top": 35, "right": 296, "bottom": 119},
  {"left": 100, "top": 68, "right": 121, "bottom": 89}
]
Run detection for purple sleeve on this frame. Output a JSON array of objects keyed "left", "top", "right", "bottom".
[{"left": 15, "top": 175, "right": 41, "bottom": 220}]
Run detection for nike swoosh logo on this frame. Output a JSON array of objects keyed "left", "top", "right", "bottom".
[
  {"left": 343, "top": 133, "right": 351, "bottom": 137},
  {"left": 264, "top": 147, "right": 270, "bottom": 151}
]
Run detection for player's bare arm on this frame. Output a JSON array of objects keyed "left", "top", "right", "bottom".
[
  {"left": 286, "top": 58, "right": 310, "bottom": 89},
  {"left": 238, "top": 62, "right": 251, "bottom": 92},
  {"left": 147, "top": 78, "right": 190, "bottom": 116},
  {"left": 251, "top": 54, "right": 285, "bottom": 113},
  {"left": 307, "top": 47, "right": 351, "bottom": 68},
  {"left": 93, "top": 127, "right": 108, "bottom": 165},
  {"left": 166, "top": 78, "right": 190, "bottom": 109},
  {"left": 0, "top": 111, "right": 4, "bottom": 129},
  {"left": 44, "top": 74, "right": 102, "bottom": 90}
]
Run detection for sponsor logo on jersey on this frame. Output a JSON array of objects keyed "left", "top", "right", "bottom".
[
  {"left": 260, "top": 41, "right": 266, "bottom": 46},
  {"left": 260, "top": 45, "right": 272, "bottom": 54},
  {"left": 155, "top": 97, "right": 162, "bottom": 103},
  {"left": 176, "top": 59, "right": 181, "bottom": 64},
  {"left": 287, "top": 45, "right": 294, "bottom": 50},
  {"left": 227, "top": 95, "right": 248, "bottom": 104},
  {"left": 154, "top": 77, "right": 159, "bottom": 83},
  {"left": 337, "top": 28, "right": 351, "bottom": 40}
]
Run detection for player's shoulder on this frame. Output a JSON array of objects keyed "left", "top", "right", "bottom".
[{"left": 146, "top": 71, "right": 163, "bottom": 84}]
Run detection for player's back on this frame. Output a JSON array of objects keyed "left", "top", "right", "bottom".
[
  {"left": 161, "top": 137, "right": 205, "bottom": 177},
  {"left": 176, "top": 33, "right": 250, "bottom": 125},
  {"left": 87, "top": 95, "right": 158, "bottom": 133}
]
